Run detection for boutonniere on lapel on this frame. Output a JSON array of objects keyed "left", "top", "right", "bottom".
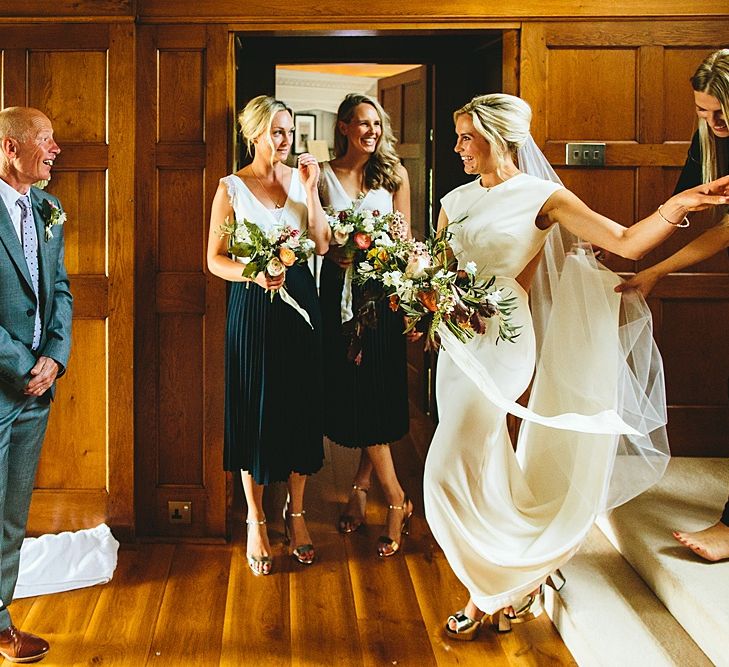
[{"left": 40, "top": 199, "right": 67, "bottom": 241}]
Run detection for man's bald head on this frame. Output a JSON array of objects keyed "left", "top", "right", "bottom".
[{"left": 0, "top": 107, "right": 50, "bottom": 143}]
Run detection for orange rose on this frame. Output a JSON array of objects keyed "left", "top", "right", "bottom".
[
  {"left": 279, "top": 246, "right": 296, "bottom": 267},
  {"left": 389, "top": 294, "right": 400, "bottom": 312}
]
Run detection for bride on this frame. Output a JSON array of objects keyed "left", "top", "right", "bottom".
[{"left": 424, "top": 93, "right": 729, "bottom": 640}]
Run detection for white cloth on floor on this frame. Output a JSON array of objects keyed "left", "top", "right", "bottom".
[{"left": 15, "top": 523, "right": 119, "bottom": 598}]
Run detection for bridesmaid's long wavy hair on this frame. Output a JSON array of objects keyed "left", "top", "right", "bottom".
[
  {"left": 454, "top": 94, "right": 531, "bottom": 181},
  {"left": 691, "top": 49, "right": 729, "bottom": 185},
  {"left": 238, "top": 95, "right": 291, "bottom": 165},
  {"left": 334, "top": 93, "right": 403, "bottom": 193}
]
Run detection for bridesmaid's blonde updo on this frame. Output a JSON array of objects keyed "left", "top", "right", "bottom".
[
  {"left": 334, "top": 93, "right": 403, "bottom": 193},
  {"left": 454, "top": 94, "right": 531, "bottom": 179},
  {"left": 238, "top": 94, "right": 291, "bottom": 159}
]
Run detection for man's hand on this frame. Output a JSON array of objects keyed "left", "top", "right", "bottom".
[{"left": 24, "top": 356, "right": 59, "bottom": 396}]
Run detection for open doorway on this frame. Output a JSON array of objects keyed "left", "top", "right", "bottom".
[{"left": 235, "top": 32, "right": 506, "bottom": 414}]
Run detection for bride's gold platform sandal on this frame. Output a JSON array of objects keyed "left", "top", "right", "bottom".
[
  {"left": 444, "top": 610, "right": 483, "bottom": 641},
  {"left": 338, "top": 484, "right": 368, "bottom": 534},
  {"left": 490, "top": 608, "right": 513, "bottom": 633},
  {"left": 506, "top": 587, "right": 544, "bottom": 625},
  {"left": 377, "top": 495, "right": 413, "bottom": 557},
  {"left": 245, "top": 518, "right": 272, "bottom": 576}
]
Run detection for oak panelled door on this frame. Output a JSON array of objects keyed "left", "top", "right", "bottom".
[
  {"left": 521, "top": 21, "right": 729, "bottom": 456},
  {"left": 135, "top": 25, "right": 231, "bottom": 538},
  {"left": 0, "top": 24, "right": 135, "bottom": 536}
]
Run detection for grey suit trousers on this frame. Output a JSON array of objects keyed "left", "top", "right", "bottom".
[{"left": 0, "top": 395, "right": 50, "bottom": 630}]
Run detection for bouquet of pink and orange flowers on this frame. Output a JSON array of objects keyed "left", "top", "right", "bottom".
[
  {"left": 354, "top": 218, "right": 520, "bottom": 349},
  {"left": 219, "top": 216, "right": 315, "bottom": 285},
  {"left": 326, "top": 204, "right": 401, "bottom": 258}
]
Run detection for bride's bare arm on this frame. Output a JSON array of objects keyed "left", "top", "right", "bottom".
[{"left": 539, "top": 174, "right": 729, "bottom": 260}]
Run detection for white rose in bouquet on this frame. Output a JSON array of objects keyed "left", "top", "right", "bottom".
[
  {"left": 404, "top": 253, "right": 431, "bottom": 279},
  {"left": 333, "top": 229, "right": 350, "bottom": 246},
  {"left": 266, "top": 257, "right": 285, "bottom": 277}
]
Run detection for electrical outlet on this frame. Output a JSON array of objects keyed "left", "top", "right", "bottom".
[
  {"left": 565, "top": 143, "right": 606, "bottom": 166},
  {"left": 168, "top": 501, "right": 192, "bottom": 524}
]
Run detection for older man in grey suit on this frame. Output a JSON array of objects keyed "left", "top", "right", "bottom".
[{"left": 0, "top": 106, "right": 72, "bottom": 663}]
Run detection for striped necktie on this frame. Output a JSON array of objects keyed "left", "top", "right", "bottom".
[{"left": 16, "top": 196, "right": 42, "bottom": 350}]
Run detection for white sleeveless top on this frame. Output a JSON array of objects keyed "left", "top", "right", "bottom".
[
  {"left": 319, "top": 162, "right": 393, "bottom": 214},
  {"left": 220, "top": 168, "right": 308, "bottom": 235},
  {"left": 220, "top": 168, "right": 314, "bottom": 326}
]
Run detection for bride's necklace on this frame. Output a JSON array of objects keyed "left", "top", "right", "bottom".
[{"left": 252, "top": 168, "right": 284, "bottom": 209}]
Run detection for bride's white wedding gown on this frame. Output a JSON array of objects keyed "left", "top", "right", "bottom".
[{"left": 423, "top": 173, "right": 668, "bottom": 613}]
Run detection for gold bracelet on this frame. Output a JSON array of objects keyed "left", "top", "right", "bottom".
[{"left": 657, "top": 205, "right": 690, "bottom": 228}]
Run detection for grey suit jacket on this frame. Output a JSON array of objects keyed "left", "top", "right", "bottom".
[{"left": 0, "top": 185, "right": 73, "bottom": 409}]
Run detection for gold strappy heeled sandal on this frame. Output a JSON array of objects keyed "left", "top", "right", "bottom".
[
  {"left": 445, "top": 609, "right": 483, "bottom": 641},
  {"left": 283, "top": 500, "right": 315, "bottom": 565},
  {"left": 377, "top": 495, "right": 413, "bottom": 557},
  {"left": 338, "top": 484, "right": 368, "bottom": 534},
  {"left": 245, "top": 518, "right": 272, "bottom": 576}
]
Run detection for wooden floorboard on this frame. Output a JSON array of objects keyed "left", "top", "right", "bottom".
[{"left": 2, "top": 404, "right": 576, "bottom": 666}]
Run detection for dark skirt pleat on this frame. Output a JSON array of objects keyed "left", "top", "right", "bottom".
[
  {"left": 224, "top": 264, "right": 324, "bottom": 484},
  {"left": 319, "top": 257, "right": 409, "bottom": 448}
]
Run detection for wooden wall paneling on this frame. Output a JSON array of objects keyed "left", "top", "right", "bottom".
[
  {"left": 1, "top": 49, "right": 27, "bottom": 106},
  {"left": 0, "top": 23, "right": 135, "bottom": 535},
  {"left": 0, "top": 1, "right": 133, "bottom": 19},
  {"left": 135, "top": 24, "right": 229, "bottom": 538},
  {"left": 501, "top": 29, "right": 519, "bottom": 97},
  {"left": 203, "top": 24, "right": 232, "bottom": 538},
  {"left": 135, "top": 24, "right": 161, "bottom": 536},
  {"left": 521, "top": 20, "right": 729, "bottom": 456},
  {"left": 135, "top": 0, "right": 729, "bottom": 23},
  {"left": 107, "top": 22, "right": 136, "bottom": 536}
]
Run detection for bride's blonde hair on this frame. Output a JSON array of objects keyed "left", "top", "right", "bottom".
[{"left": 454, "top": 94, "right": 531, "bottom": 180}]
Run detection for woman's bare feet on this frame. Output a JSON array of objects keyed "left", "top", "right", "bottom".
[{"left": 673, "top": 521, "right": 729, "bottom": 561}]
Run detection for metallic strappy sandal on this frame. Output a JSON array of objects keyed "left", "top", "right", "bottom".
[
  {"left": 505, "top": 586, "right": 545, "bottom": 625},
  {"left": 245, "top": 518, "right": 272, "bottom": 576},
  {"left": 283, "top": 501, "right": 315, "bottom": 565},
  {"left": 445, "top": 610, "right": 483, "bottom": 641},
  {"left": 377, "top": 495, "right": 413, "bottom": 557},
  {"left": 338, "top": 484, "right": 368, "bottom": 533}
]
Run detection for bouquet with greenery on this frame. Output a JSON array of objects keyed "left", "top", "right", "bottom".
[
  {"left": 326, "top": 204, "right": 400, "bottom": 258},
  {"left": 355, "top": 219, "right": 520, "bottom": 349},
  {"left": 219, "top": 216, "right": 315, "bottom": 287}
]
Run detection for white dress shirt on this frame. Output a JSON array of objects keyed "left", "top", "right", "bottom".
[{"left": 0, "top": 176, "right": 30, "bottom": 241}]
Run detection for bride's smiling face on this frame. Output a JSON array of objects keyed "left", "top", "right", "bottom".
[{"left": 454, "top": 114, "right": 497, "bottom": 175}]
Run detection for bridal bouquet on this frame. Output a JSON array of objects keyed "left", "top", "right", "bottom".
[
  {"left": 326, "top": 204, "right": 398, "bottom": 258},
  {"left": 219, "top": 216, "right": 315, "bottom": 284},
  {"left": 355, "top": 220, "right": 521, "bottom": 348}
]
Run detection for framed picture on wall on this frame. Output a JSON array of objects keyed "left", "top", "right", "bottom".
[{"left": 294, "top": 114, "right": 316, "bottom": 154}]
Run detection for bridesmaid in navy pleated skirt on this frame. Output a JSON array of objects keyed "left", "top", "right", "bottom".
[
  {"left": 207, "top": 95, "right": 331, "bottom": 576},
  {"left": 318, "top": 93, "right": 419, "bottom": 558}
]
